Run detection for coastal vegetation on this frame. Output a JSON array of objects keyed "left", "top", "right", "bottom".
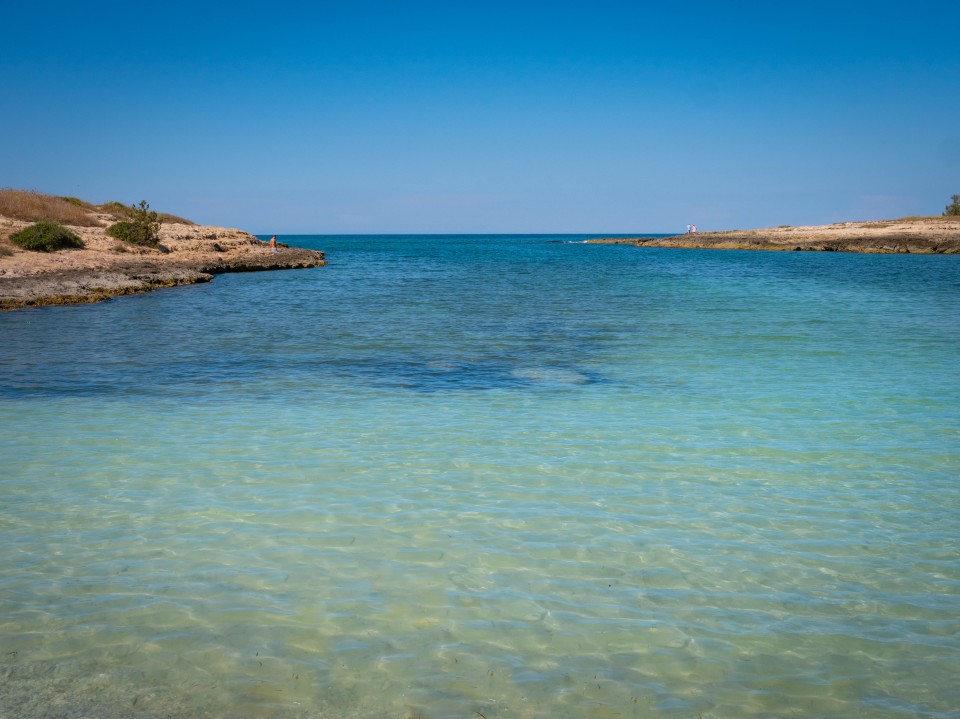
[
  {"left": 0, "top": 189, "right": 101, "bottom": 227},
  {"left": 99, "top": 200, "right": 132, "bottom": 218},
  {"left": 1, "top": 191, "right": 328, "bottom": 310},
  {"left": 100, "top": 199, "right": 195, "bottom": 226},
  {"left": 945, "top": 194, "right": 960, "bottom": 216},
  {"left": 0, "top": 189, "right": 197, "bottom": 227},
  {"left": 106, "top": 201, "right": 162, "bottom": 247},
  {"left": 10, "top": 220, "right": 85, "bottom": 252}
]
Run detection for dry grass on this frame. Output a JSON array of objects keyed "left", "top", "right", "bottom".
[
  {"left": 895, "top": 215, "right": 956, "bottom": 222},
  {"left": 96, "top": 201, "right": 195, "bottom": 225},
  {"left": 0, "top": 189, "right": 103, "bottom": 226},
  {"left": 158, "top": 212, "right": 196, "bottom": 225},
  {"left": 60, "top": 196, "right": 96, "bottom": 210},
  {"left": 0, "top": 191, "right": 198, "bottom": 227},
  {"left": 97, "top": 201, "right": 132, "bottom": 219}
]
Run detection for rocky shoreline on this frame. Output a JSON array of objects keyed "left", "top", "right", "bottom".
[
  {"left": 0, "top": 215, "right": 326, "bottom": 311},
  {"left": 588, "top": 217, "right": 960, "bottom": 254}
]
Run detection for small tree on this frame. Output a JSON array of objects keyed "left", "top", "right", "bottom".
[
  {"left": 106, "top": 200, "right": 162, "bottom": 246},
  {"left": 944, "top": 194, "right": 960, "bottom": 217}
]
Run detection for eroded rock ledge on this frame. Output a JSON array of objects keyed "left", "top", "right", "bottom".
[
  {"left": 0, "top": 217, "right": 327, "bottom": 311},
  {"left": 588, "top": 217, "right": 960, "bottom": 254}
]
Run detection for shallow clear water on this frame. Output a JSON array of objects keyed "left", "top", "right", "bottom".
[{"left": 1, "top": 235, "right": 958, "bottom": 718}]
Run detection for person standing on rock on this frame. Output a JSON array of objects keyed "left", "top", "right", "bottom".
[{"left": 269, "top": 235, "right": 278, "bottom": 253}]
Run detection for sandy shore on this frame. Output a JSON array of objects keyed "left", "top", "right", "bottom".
[
  {"left": 588, "top": 216, "right": 960, "bottom": 253},
  {"left": 0, "top": 213, "right": 326, "bottom": 311}
]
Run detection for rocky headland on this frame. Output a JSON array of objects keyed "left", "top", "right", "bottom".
[
  {"left": 0, "top": 204, "right": 326, "bottom": 311},
  {"left": 588, "top": 216, "right": 960, "bottom": 254}
]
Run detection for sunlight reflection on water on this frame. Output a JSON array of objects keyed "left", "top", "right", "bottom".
[{"left": 1, "top": 237, "right": 959, "bottom": 718}]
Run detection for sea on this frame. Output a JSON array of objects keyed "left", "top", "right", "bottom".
[{"left": 1, "top": 234, "right": 958, "bottom": 719}]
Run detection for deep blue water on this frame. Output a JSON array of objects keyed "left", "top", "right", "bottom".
[{"left": 1, "top": 235, "right": 959, "bottom": 718}]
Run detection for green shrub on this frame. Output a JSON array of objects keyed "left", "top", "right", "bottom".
[
  {"left": 106, "top": 200, "right": 162, "bottom": 246},
  {"left": 10, "top": 221, "right": 85, "bottom": 252},
  {"left": 106, "top": 221, "right": 143, "bottom": 244},
  {"left": 944, "top": 194, "right": 960, "bottom": 217}
]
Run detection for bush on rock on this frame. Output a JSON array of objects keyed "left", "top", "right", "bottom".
[
  {"left": 944, "top": 194, "right": 960, "bottom": 217},
  {"left": 106, "top": 200, "right": 162, "bottom": 247},
  {"left": 10, "top": 221, "right": 85, "bottom": 252}
]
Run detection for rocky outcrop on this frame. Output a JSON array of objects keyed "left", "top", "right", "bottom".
[
  {"left": 0, "top": 217, "right": 326, "bottom": 311},
  {"left": 0, "top": 268, "right": 213, "bottom": 310},
  {"left": 588, "top": 217, "right": 960, "bottom": 254}
]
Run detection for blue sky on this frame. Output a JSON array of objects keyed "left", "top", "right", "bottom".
[{"left": 2, "top": 1, "right": 957, "bottom": 233}]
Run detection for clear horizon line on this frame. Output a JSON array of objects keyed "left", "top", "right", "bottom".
[{"left": 253, "top": 231, "right": 679, "bottom": 237}]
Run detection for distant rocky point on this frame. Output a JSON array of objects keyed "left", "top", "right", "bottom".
[
  {"left": 0, "top": 191, "right": 326, "bottom": 310},
  {"left": 588, "top": 216, "right": 960, "bottom": 254}
]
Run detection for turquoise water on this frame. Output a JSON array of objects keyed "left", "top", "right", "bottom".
[{"left": 1, "top": 235, "right": 959, "bottom": 719}]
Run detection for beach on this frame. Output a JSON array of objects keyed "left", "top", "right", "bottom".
[
  {"left": 0, "top": 211, "right": 326, "bottom": 311},
  {"left": 588, "top": 216, "right": 960, "bottom": 253}
]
